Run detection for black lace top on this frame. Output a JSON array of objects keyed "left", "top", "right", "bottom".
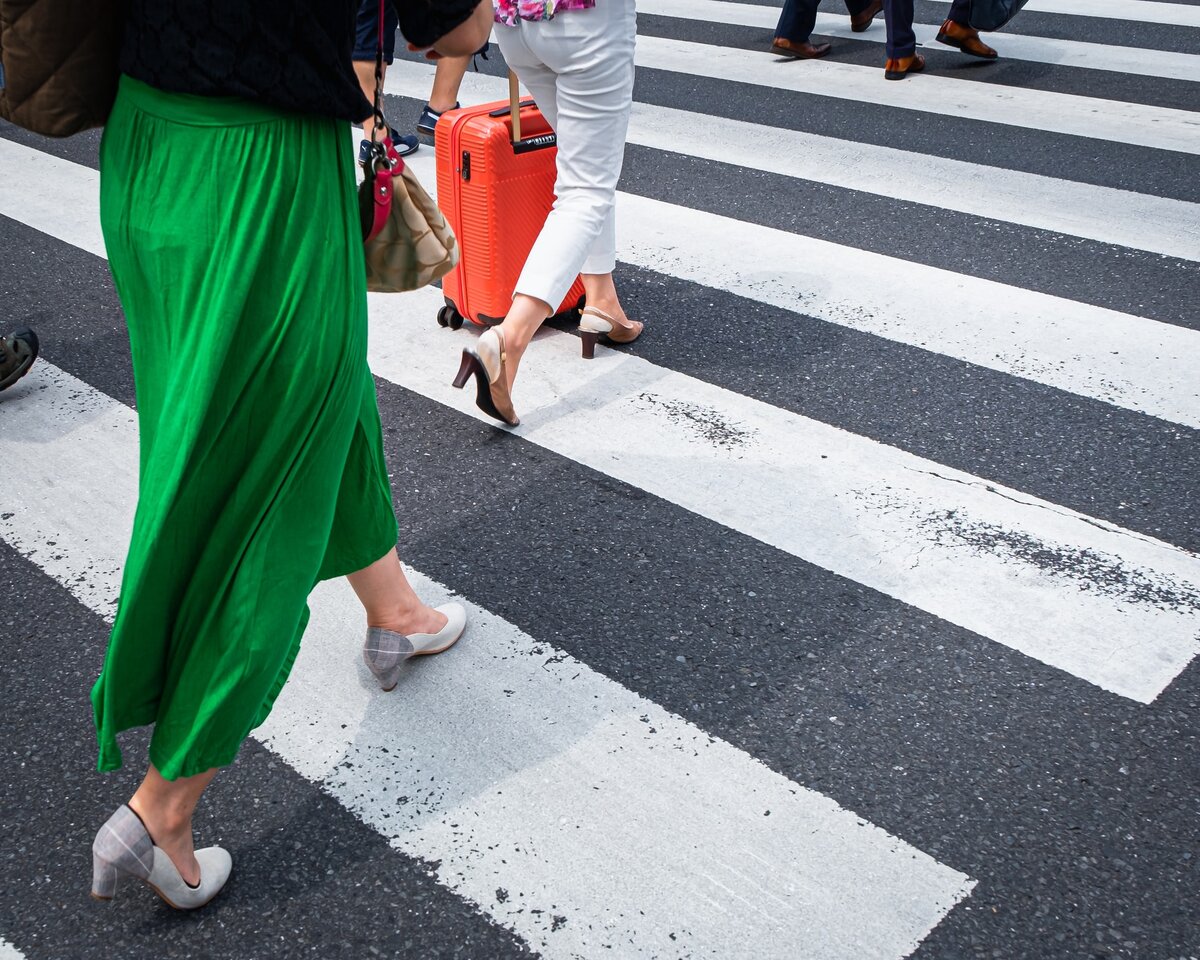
[{"left": 121, "top": 0, "right": 479, "bottom": 122}]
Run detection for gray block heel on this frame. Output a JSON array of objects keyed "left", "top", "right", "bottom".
[
  {"left": 90, "top": 804, "right": 232, "bottom": 909},
  {"left": 363, "top": 626, "right": 413, "bottom": 691},
  {"left": 91, "top": 805, "right": 152, "bottom": 900},
  {"left": 363, "top": 602, "right": 467, "bottom": 691}
]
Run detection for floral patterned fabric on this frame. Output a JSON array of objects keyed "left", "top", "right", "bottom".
[{"left": 493, "top": 0, "right": 596, "bottom": 26}]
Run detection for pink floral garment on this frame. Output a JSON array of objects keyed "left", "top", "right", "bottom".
[{"left": 493, "top": 0, "right": 596, "bottom": 26}]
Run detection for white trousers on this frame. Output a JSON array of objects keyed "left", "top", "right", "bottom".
[{"left": 495, "top": 0, "right": 637, "bottom": 310}]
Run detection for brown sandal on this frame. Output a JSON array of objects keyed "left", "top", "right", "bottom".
[{"left": 578, "top": 306, "right": 644, "bottom": 359}]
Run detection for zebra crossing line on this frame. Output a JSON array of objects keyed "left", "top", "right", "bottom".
[
  {"left": 369, "top": 285, "right": 1200, "bottom": 704},
  {"left": 0, "top": 363, "right": 975, "bottom": 960},
  {"left": 4, "top": 137, "right": 1199, "bottom": 702},
  {"left": 0, "top": 939, "right": 25, "bottom": 960},
  {"left": 636, "top": 35, "right": 1200, "bottom": 153},
  {"left": 387, "top": 60, "right": 1200, "bottom": 260},
  {"left": 1, "top": 0, "right": 1197, "bottom": 956},
  {"left": 391, "top": 70, "right": 1200, "bottom": 429},
  {"left": 10, "top": 129, "right": 1196, "bottom": 439},
  {"left": 640, "top": 0, "right": 1200, "bottom": 81}
]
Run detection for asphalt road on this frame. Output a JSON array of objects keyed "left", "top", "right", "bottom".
[{"left": 1, "top": 2, "right": 1198, "bottom": 958}]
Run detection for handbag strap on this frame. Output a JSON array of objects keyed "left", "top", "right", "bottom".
[{"left": 371, "top": 0, "right": 388, "bottom": 147}]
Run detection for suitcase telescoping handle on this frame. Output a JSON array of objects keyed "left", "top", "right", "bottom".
[
  {"left": 509, "top": 71, "right": 523, "bottom": 143},
  {"left": 493, "top": 70, "right": 556, "bottom": 154}
]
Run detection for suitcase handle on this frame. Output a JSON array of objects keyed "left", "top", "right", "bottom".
[
  {"left": 508, "top": 70, "right": 523, "bottom": 144},
  {"left": 494, "top": 71, "right": 556, "bottom": 153},
  {"left": 487, "top": 99, "right": 535, "bottom": 119}
]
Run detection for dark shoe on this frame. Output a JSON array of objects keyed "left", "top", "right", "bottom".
[
  {"left": 358, "top": 129, "right": 418, "bottom": 168},
  {"left": 772, "top": 37, "right": 832, "bottom": 59},
  {"left": 935, "top": 19, "right": 998, "bottom": 58},
  {"left": 884, "top": 53, "right": 926, "bottom": 79},
  {"left": 850, "top": 0, "right": 883, "bottom": 32},
  {"left": 416, "top": 102, "right": 459, "bottom": 145},
  {"left": 0, "top": 327, "right": 38, "bottom": 391},
  {"left": 391, "top": 132, "right": 420, "bottom": 157}
]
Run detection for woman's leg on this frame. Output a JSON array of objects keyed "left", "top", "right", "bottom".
[
  {"left": 493, "top": 0, "right": 637, "bottom": 382},
  {"left": 581, "top": 273, "right": 625, "bottom": 324},
  {"left": 347, "top": 549, "right": 448, "bottom": 637},
  {"left": 127, "top": 765, "right": 219, "bottom": 885}
]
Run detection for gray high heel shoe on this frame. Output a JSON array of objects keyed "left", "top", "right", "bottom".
[
  {"left": 91, "top": 805, "right": 232, "bottom": 910},
  {"left": 362, "top": 602, "right": 467, "bottom": 691}
]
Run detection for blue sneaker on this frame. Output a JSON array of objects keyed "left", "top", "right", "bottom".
[
  {"left": 359, "top": 129, "right": 419, "bottom": 167},
  {"left": 391, "top": 132, "right": 420, "bottom": 157},
  {"left": 416, "top": 102, "right": 458, "bottom": 145}
]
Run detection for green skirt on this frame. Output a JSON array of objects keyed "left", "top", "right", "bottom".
[{"left": 92, "top": 76, "right": 399, "bottom": 780}]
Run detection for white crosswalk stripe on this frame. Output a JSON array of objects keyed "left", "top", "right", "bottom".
[
  {"left": 7, "top": 127, "right": 1199, "bottom": 434},
  {"left": 0, "top": 940, "right": 26, "bottom": 960},
  {"left": 389, "top": 61, "right": 1200, "bottom": 261},
  {"left": 1, "top": 0, "right": 1197, "bottom": 956},
  {"left": 637, "top": 35, "right": 1200, "bottom": 154},
  {"left": 0, "top": 363, "right": 975, "bottom": 960},
  {"left": 641, "top": 0, "right": 1200, "bottom": 82},
  {"left": 5, "top": 140, "right": 1198, "bottom": 702}
]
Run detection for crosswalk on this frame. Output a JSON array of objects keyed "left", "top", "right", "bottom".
[
  {"left": 1, "top": 1, "right": 1197, "bottom": 958},
  {"left": 644, "top": 0, "right": 1200, "bottom": 79}
]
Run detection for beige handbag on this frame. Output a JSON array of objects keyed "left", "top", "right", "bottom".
[
  {"left": 358, "top": 0, "right": 457, "bottom": 293},
  {"left": 360, "top": 139, "right": 459, "bottom": 294}
]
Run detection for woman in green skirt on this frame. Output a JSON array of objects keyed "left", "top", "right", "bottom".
[{"left": 88, "top": 0, "right": 494, "bottom": 910}]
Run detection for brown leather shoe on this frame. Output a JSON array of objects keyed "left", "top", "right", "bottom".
[
  {"left": 850, "top": 0, "right": 883, "bottom": 32},
  {"left": 935, "top": 19, "right": 998, "bottom": 59},
  {"left": 884, "top": 53, "right": 925, "bottom": 80},
  {"left": 772, "top": 37, "right": 832, "bottom": 59}
]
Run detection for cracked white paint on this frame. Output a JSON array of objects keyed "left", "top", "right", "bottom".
[
  {"left": 361, "top": 283, "right": 1200, "bottom": 703},
  {"left": 0, "top": 939, "right": 26, "bottom": 960},
  {"left": 2, "top": 137, "right": 1197, "bottom": 698},
  {"left": 0, "top": 364, "right": 974, "bottom": 960}
]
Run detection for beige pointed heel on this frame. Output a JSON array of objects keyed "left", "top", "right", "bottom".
[{"left": 451, "top": 328, "right": 520, "bottom": 426}]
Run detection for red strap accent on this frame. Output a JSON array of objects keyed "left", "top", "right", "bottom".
[
  {"left": 364, "top": 134, "right": 405, "bottom": 245},
  {"left": 367, "top": 171, "right": 391, "bottom": 244}
]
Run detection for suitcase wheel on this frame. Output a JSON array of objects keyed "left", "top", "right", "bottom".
[{"left": 437, "top": 304, "right": 465, "bottom": 330}]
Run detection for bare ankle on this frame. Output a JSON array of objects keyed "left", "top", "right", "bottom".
[
  {"left": 585, "top": 296, "right": 624, "bottom": 320},
  {"left": 373, "top": 602, "right": 447, "bottom": 638},
  {"left": 128, "top": 796, "right": 189, "bottom": 845}
]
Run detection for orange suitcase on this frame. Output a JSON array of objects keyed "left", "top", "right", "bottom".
[{"left": 434, "top": 79, "right": 585, "bottom": 330}]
